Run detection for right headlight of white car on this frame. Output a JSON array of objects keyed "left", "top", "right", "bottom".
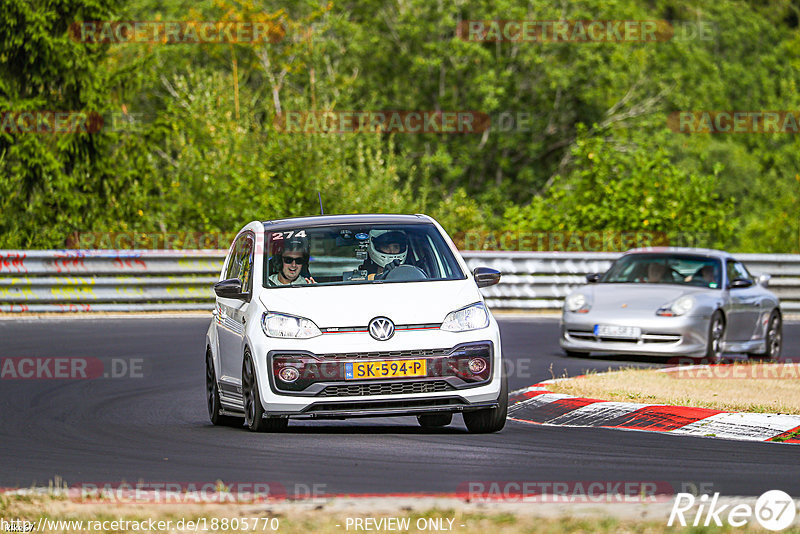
[
  {"left": 261, "top": 312, "right": 322, "bottom": 339},
  {"left": 565, "top": 293, "right": 590, "bottom": 313}
]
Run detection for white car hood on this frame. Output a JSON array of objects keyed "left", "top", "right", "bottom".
[{"left": 258, "top": 279, "right": 481, "bottom": 327}]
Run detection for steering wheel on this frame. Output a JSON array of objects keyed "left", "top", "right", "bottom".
[{"left": 382, "top": 264, "right": 428, "bottom": 281}]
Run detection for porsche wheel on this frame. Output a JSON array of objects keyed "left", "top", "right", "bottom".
[
  {"left": 703, "top": 311, "right": 725, "bottom": 364},
  {"left": 749, "top": 310, "right": 782, "bottom": 361}
]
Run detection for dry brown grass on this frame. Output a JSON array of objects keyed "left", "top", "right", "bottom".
[
  {"left": 546, "top": 363, "right": 800, "bottom": 414},
  {"left": 2, "top": 492, "right": 795, "bottom": 533}
]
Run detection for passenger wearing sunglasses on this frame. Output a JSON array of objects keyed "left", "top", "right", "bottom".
[{"left": 269, "top": 237, "right": 316, "bottom": 286}]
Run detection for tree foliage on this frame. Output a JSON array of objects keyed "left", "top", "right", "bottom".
[{"left": 0, "top": 0, "right": 798, "bottom": 251}]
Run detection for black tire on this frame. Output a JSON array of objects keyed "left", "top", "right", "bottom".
[
  {"left": 702, "top": 310, "right": 725, "bottom": 364},
  {"left": 206, "top": 349, "right": 241, "bottom": 427},
  {"left": 749, "top": 310, "right": 782, "bottom": 361},
  {"left": 242, "top": 350, "right": 288, "bottom": 433},
  {"left": 417, "top": 413, "right": 453, "bottom": 428},
  {"left": 463, "top": 367, "right": 508, "bottom": 433},
  {"left": 564, "top": 350, "right": 588, "bottom": 358}
]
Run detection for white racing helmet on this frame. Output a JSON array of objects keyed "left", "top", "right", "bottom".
[{"left": 368, "top": 230, "right": 408, "bottom": 268}]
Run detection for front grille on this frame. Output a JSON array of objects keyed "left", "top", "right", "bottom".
[
  {"left": 566, "top": 330, "right": 594, "bottom": 340},
  {"left": 315, "top": 348, "right": 451, "bottom": 360},
  {"left": 567, "top": 330, "right": 681, "bottom": 344},
  {"left": 641, "top": 333, "right": 682, "bottom": 343},
  {"left": 318, "top": 380, "right": 453, "bottom": 397}
]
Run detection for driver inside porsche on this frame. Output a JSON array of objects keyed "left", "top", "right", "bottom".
[{"left": 362, "top": 230, "right": 408, "bottom": 280}]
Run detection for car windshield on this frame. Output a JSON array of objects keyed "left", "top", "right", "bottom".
[
  {"left": 264, "top": 223, "right": 465, "bottom": 287},
  {"left": 601, "top": 254, "right": 722, "bottom": 288}
]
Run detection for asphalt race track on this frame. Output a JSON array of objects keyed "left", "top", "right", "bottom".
[{"left": 1, "top": 316, "right": 798, "bottom": 496}]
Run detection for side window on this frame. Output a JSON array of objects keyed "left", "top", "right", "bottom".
[
  {"left": 223, "top": 232, "right": 254, "bottom": 292},
  {"left": 224, "top": 240, "right": 240, "bottom": 280},
  {"left": 727, "top": 260, "right": 752, "bottom": 286},
  {"left": 238, "top": 234, "right": 254, "bottom": 293}
]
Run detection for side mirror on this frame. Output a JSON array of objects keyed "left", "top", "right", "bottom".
[
  {"left": 585, "top": 273, "right": 601, "bottom": 283},
  {"left": 730, "top": 278, "right": 753, "bottom": 289},
  {"left": 473, "top": 267, "right": 501, "bottom": 288},
  {"left": 214, "top": 278, "right": 247, "bottom": 299},
  {"left": 757, "top": 273, "right": 771, "bottom": 287}
]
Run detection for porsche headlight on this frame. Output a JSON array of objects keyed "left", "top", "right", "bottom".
[
  {"left": 657, "top": 295, "right": 694, "bottom": 317},
  {"left": 441, "top": 303, "right": 490, "bottom": 332},
  {"left": 565, "top": 293, "right": 590, "bottom": 313},
  {"left": 261, "top": 312, "right": 322, "bottom": 338}
]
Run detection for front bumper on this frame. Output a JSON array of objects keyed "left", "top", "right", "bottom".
[
  {"left": 267, "top": 396, "right": 499, "bottom": 419},
  {"left": 560, "top": 311, "right": 711, "bottom": 357},
  {"left": 249, "top": 325, "right": 503, "bottom": 417}
]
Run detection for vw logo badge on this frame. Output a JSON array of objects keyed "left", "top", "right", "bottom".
[{"left": 368, "top": 317, "right": 395, "bottom": 341}]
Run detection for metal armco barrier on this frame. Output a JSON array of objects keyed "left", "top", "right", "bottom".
[
  {"left": 0, "top": 250, "right": 223, "bottom": 313},
  {"left": 0, "top": 250, "right": 799, "bottom": 313}
]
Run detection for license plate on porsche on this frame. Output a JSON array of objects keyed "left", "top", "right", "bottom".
[
  {"left": 594, "top": 325, "right": 641, "bottom": 338},
  {"left": 345, "top": 360, "right": 427, "bottom": 380}
]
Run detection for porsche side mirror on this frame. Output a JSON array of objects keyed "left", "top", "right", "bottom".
[
  {"left": 473, "top": 267, "right": 501, "bottom": 288},
  {"left": 585, "top": 273, "right": 601, "bottom": 283},
  {"left": 730, "top": 278, "right": 753, "bottom": 289},
  {"left": 214, "top": 278, "right": 247, "bottom": 299}
]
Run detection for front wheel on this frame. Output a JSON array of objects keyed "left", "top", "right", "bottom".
[
  {"left": 463, "top": 367, "right": 508, "bottom": 433},
  {"left": 702, "top": 311, "right": 725, "bottom": 364},
  {"left": 417, "top": 413, "right": 453, "bottom": 428},
  {"left": 242, "top": 350, "right": 288, "bottom": 433}
]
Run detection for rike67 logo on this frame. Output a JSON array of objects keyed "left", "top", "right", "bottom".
[{"left": 669, "top": 490, "right": 797, "bottom": 531}]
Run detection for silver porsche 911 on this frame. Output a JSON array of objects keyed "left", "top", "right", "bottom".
[{"left": 560, "top": 248, "right": 782, "bottom": 362}]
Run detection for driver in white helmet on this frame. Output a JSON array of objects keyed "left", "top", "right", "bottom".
[{"left": 362, "top": 229, "right": 408, "bottom": 280}]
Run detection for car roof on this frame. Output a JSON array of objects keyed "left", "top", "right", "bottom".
[
  {"left": 262, "top": 213, "right": 431, "bottom": 230},
  {"left": 623, "top": 247, "right": 734, "bottom": 260}
]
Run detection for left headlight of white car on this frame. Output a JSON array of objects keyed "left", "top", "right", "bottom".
[
  {"left": 262, "top": 312, "right": 322, "bottom": 338},
  {"left": 656, "top": 295, "right": 695, "bottom": 317},
  {"left": 441, "top": 302, "right": 490, "bottom": 332}
]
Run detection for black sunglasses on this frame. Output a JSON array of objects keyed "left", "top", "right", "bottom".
[{"left": 282, "top": 256, "right": 306, "bottom": 265}]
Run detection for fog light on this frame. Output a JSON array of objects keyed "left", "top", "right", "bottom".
[
  {"left": 278, "top": 366, "right": 300, "bottom": 383},
  {"left": 468, "top": 358, "right": 487, "bottom": 374}
]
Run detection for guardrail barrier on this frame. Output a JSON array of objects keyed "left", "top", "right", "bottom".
[{"left": 0, "top": 250, "right": 798, "bottom": 313}]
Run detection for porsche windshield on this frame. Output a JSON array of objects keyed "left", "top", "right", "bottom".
[
  {"left": 264, "top": 224, "right": 465, "bottom": 287},
  {"left": 601, "top": 254, "right": 722, "bottom": 288}
]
